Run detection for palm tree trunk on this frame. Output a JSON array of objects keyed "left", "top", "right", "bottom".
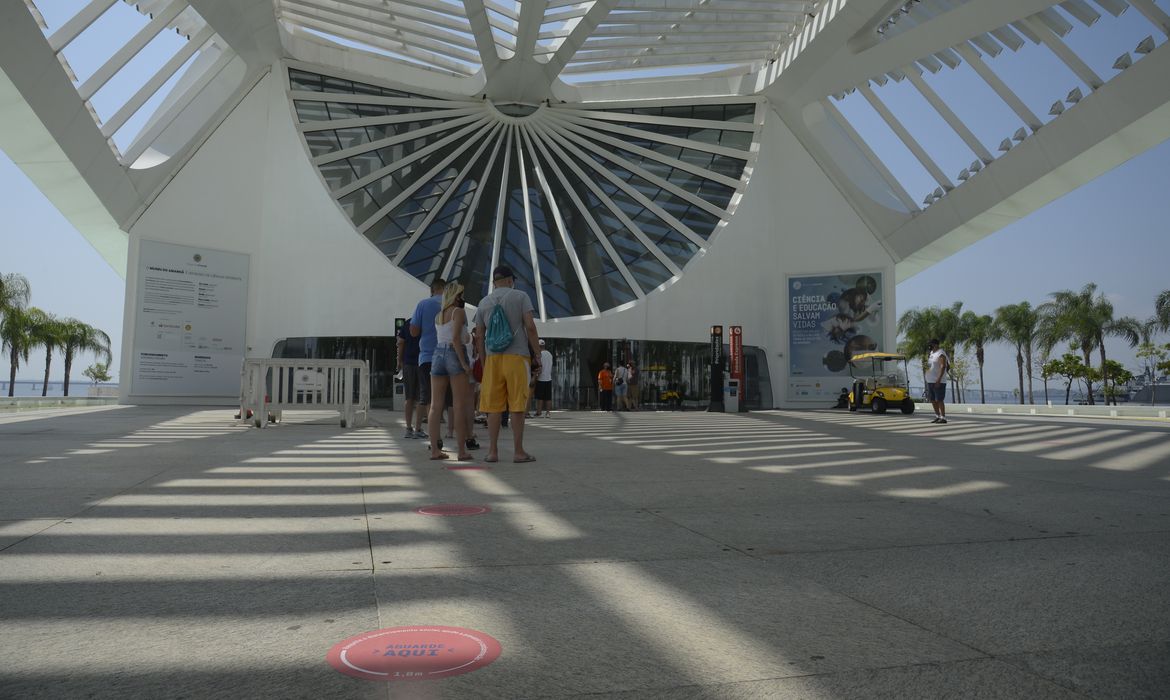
[
  {"left": 977, "top": 346, "right": 985, "bottom": 403},
  {"left": 63, "top": 350, "right": 73, "bottom": 397},
  {"left": 1016, "top": 349, "right": 1025, "bottom": 404},
  {"left": 1082, "top": 346, "right": 1094, "bottom": 405},
  {"left": 1064, "top": 381, "right": 1072, "bottom": 405},
  {"left": 7, "top": 348, "right": 16, "bottom": 397},
  {"left": 1024, "top": 341, "right": 1035, "bottom": 404},
  {"left": 42, "top": 351, "right": 51, "bottom": 397},
  {"left": 1098, "top": 343, "right": 1110, "bottom": 405}
]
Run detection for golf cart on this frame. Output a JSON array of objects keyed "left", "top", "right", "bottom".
[{"left": 847, "top": 352, "right": 916, "bottom": 414}]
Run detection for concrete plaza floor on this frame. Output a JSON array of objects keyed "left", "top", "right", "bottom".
[{"left": 1, "top": 405, "right": 1168, "bottom": 699}]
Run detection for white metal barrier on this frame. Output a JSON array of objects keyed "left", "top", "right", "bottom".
[{"left": 239, "top": 359, "right": 369, "bottom": 428}]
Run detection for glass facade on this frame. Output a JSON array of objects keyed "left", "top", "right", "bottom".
[
  {"left": 541, "top": 338, "right": 773, "bottom": 411},
  {"left": 270, "top": 334, "right": 772, "bottom": 411},
  {"left": 289, "top": 68, "right": 760, "bottom": 320}
]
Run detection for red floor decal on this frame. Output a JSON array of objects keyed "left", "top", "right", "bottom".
[{"left": 327, "top": 625, "right": 502, "bottom": 681}]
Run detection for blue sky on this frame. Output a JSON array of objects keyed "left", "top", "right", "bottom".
[{"left": 2, "top": 2, "right": 1168, "bottom": 393}]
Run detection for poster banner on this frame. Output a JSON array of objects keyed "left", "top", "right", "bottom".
[
  {"left": 787, "top": 272, "right": 883, "bottom": 401},
  {"left": 132, "top": 240, "right": 249, "bottom": 396},
  {"left": 729, "top": 326, "right": 743, "bottom": 383}
]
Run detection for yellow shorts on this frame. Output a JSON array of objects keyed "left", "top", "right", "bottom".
[{"left": 479, "top": 354, "right": 531, "bottom": 413}]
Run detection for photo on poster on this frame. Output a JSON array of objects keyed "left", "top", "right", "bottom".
[{"left": 788, "top": 272, "right": 883, "bottom": 401}]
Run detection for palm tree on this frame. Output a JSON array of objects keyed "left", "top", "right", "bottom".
[
  {"left": 60, "top": 319, "right": 112, "bottom": 397},
  {"left": 1037, "top": 284, "right": 1118, "bottom": 405},
  {"left": 898, "top": 302, "right": 964, "bottom": 400},
  {"left": 960, "top": 311, "right": 999, "bottom": 404},
  {"left": 995, "top": 302, "right": 1039, "bottom": 404},
  {"left": 1156, "top": 289, "right": 1170, "bottom": 333},
  {"left": 898, "top": 305, "right": 943, "bottom": 389},
  {"left": 27, "top": 310, "right": 68, "bottom": 397},
  {"left": 1, "top": 272, "right": 31, "bottom": 319},
  {"left": 935, "top": 302, "right": 965, "bottom": 401},
  {"left": 897, "top": 306, "right": 941, "bottom": 364},
  {"left": 1122, "top": 315, "right": 1164, "bottom": 402},
  {"left": 1, "top": 305, "right": 40, "bottom": 397}
]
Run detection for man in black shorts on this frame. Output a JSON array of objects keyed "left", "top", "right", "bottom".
[
  {"left": 410, "top": 279, "right": 445, "bottom": 440},
  {"left": 925, "top": 338, "right": 950, "bottom": 424},
  {"left": 396, "top": 314, "right": 425, "bottom": 438}
]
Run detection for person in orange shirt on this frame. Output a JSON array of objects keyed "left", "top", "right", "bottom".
[{"left": 597, "top": 362, "right": 615, "bottom": 412}]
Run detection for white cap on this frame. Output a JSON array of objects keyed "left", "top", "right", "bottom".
[{"left": 538, "top": 339, "right": 545, "bottom": 346}]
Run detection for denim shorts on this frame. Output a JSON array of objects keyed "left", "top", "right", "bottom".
[{"left": 430, "top": 343, "right": 466, "bottom": 377}]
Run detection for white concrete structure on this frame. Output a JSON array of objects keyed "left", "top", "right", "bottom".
[{"left": 2, "top": 0, "right": 1168, "bottom": 406}]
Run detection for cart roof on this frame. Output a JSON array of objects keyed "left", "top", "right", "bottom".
[{"left": 849, "top": 352, "right": 907, "bottom": 363}]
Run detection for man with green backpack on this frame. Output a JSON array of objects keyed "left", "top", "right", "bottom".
[{"left": 473, "top": 265, "right": 543, "bottom": 463}]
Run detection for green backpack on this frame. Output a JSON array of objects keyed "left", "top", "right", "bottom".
[{"left": 485, "top": 301, "right": 514, "bottom": 353}]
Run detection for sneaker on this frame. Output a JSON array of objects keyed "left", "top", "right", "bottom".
[
  {"left": 413, "top": 430, "right": 429, "bottom": 439},
  {"left": 466, "top": 438, "right": 480, "bottom": 450},
  {"left": 403, "top": 429, "right": 415, "bottom": 439},
  {"left": 930, "top": 417, "right": 941, "bottom": 424},
  {"left": 937, "top": 418, "right": 948, "bottom": 424}
]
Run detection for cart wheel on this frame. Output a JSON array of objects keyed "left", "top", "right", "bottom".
[
  {"left": 901, "top": 399, "right": 916, "bottom": 414},
  {"left": 871, "top": 397, "right": 888, "bottom": 414}
]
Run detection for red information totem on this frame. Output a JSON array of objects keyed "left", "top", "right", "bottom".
[
  {"left": 729, "top": 326, "right": 744, "bottom": 384},
  {"left": 729, "top": 326, "right": 745, "bottom": 412}
]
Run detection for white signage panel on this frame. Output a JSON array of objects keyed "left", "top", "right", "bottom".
[{"left": 132, "top": 240, "right": 249, "bottom": 396}]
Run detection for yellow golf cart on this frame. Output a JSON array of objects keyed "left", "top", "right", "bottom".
[{"left": 848, "top": 352, "right": 916, "bottom": 414}]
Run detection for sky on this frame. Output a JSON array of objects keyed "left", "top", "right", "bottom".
[{"left": 1, "top": 2, "right": 1169, "bottom": 393}]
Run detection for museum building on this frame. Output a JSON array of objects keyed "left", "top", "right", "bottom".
[{"left": 2, "top": 0, "right": 1167, "bottom": 407}]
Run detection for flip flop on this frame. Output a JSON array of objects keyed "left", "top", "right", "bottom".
[
  {"left": 429, "top": 452, "right": 450, "bottom": 460},
  {"left": 484, "top": 455, "right": 499, "bottom": 463},
  {"left": 513, "top": 455, "right": 536, "bottom": 463},
  {"left": 456, "top": 454, "right": 474, "bottom": 461}
]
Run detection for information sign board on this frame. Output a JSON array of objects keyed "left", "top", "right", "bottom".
[{"left": 132, "top": 240, "right": 249, "bottom": 396}]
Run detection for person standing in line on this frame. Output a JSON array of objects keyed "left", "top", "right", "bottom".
[
  {"left": 470, "top": 326, "right": 486, "bottom": 427},
  {"left": 626, "top": 362, "right": 639, "bottom": 411},
  {"left": 925, "top": 338, "right": 950, "bottom": 424},
  {"left": 462, "top": 322, "right": 480, "bottom": 450},
  {"left": 473, "top": 265, "right": 542, "bottom": 463},
  {"left": 443, "top": 387, "right": 456, "bottom": 441},
  {"left": 613, "top": 361, "right": 629, "bottom": 410},
  {"left": 410, "top": 278, "right": 445, "bottom": 443},
  {"left": 597, "top": 362, "right": 614, "bottom": 412},
  {"left": 426, "top": 282, "right": 473, "bottom": 460},
  {"left": 395, "top": 313, "right": 424, "bottom": 438},
  {"left": 534, "top": 339, "right": 553, "bottom": 418}
]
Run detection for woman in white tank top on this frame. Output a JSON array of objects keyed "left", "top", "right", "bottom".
[{"left": 426, "top": 282, "right": 473, "bottom": 460}]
